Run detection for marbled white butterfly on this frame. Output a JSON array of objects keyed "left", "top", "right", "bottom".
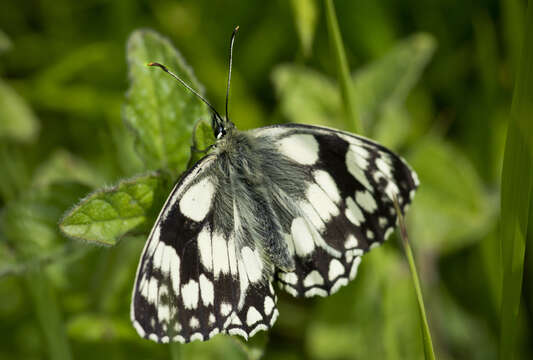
[{"left": 131, "top": 27, "right": 419, "bottom": 344}]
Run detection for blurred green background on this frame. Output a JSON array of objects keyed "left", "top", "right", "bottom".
[{"left": 0, "top": 0, "right": 531, "bottom": 359}]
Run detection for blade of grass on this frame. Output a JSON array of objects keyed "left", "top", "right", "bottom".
[
  {"left": 169, "top": 342, "right": 181, "bottom": 360},
  {"left": 393, "top": 198, "right": 436, "bottom": 360},
  {"left": 499, "top": 1, "right": 533, "bottom": 358},
  {"left": 25, "top": 267, "right": 72, "bottom": 360},
  {"left": 323, "top": 0, "right": 361, "bottom": 134}
]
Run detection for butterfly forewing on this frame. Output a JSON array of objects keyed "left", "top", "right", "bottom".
[{"left": 131, "top": 154, "right": 279, "bottom": 343}]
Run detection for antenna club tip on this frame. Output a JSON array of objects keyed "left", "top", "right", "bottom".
[
  {"left": 235, "top": 25, "right": 240, "bottom": 32},
  {"left": 147, "top": 62, "right": 168, "bottom": 72}
]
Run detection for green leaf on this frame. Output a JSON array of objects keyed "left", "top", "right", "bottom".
[
  {"left": 290, "top": 0, "right": 318, "bottom": 57},
  {"left": 59, "top": 173, "right": 166, "bottom": 246},
  {"left": 407, "top": 137, "right": 496, "bottom": 254},
  {"left": 0, "top": 79, "right": 40, "bottom": 142},
  {"left": 124, "top": 29, "right": 209, "bottom": 176}
]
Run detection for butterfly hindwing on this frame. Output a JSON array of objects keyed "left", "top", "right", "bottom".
[{"left": 249, "top": 124, "right": 418, "bottom": 298}]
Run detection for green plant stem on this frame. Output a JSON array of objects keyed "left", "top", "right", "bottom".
[
  {"left": 499, "top": 1, "right": 533, "bottom": 359},
  {"left": 394, "top": 198, "right": 436, "bottom": 360},
  {"left": 323, "top": 0, "right": 361, "bottom": 134},
  {"left": 25, "top": 267, "right": 72, "bottom": 360}
]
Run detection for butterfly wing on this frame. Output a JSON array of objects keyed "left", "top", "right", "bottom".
[
  {"left": 248, "top": 123, "right": 419, "bottom": 297},
  {"left": 131, "top": 155, "right": 278, "bottom": 343}
]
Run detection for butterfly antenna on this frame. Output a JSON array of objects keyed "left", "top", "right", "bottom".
[
  {"left": 225, "top": 26, "right": 239, "bottom": 122},
  {"left": 147, "top": 62, "right": 222, "bottom": 120}
]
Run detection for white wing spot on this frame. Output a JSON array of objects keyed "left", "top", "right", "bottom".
[
  {"left": 345, "top": 234, "right": 358, "bottom": 249},
  {"left": 209, "top": 328, "right": 219, "bottom": 338},
  {"left": 313, "top": 170, "right": 341, "bottom": 204},
  {"left": 330, "top": 278, "right": 348, "bottom": 294},
  {"left": 328, "top": 259, "right": 345, "bottom": 281},
  {"left": 220, "top": 302, "right": 232, "bottom": 317},
  {"left": 303, "top": 270, "right": 324, "bottom": 287},
  {"left": 212, "top": 232, "right": 230, "bottom": 277},
  {"left": 279, "top": 272, "right": 298, "bottom": 285},
  {"left": 197, "top": 226, "right": 213, "bottom": 271},
  {"left": 133, "top": 321, "right": 146, "bottom": 338},
  {"left": 152, "top": 242, "right": 164, "bottom": 271},
  {"left": 199, "top": 274, "right": 214, "bottom": 306},
  {"left": 228, "top": 327, "right": 248, "bottom": 339},
  {"left": 356, "top": 190, "right": 377, "bottom": 213},
  {"left": 350, "top": 145, "right": 369, "bottom": 169},
  {"left": 304, "top": 288, "right": 328, "bottom": 297},
  {"left": 277, "top": 134, "right": 319, "bottom": 165},
  {"left": 366, "top": 229, "right": 374, "bottom": 239},
  {"left": 270, "top": 309, "right": 279, "bottom": 326},
  {"left": 237, "top": 259, "right": 250, "bottom": 308},
  {"left": 345, "top": 197, "right": 364, "bottom": 226},
  {"left": 230, "top": 313, "right": 242, "bottom": 326},
  {"left": 283, "top": 284, "right": 299, "bottom": 297},
  {"left": 346, "top": 149, "right": 372, "bottom": 189},
  {"left": 298, "top": 201, "right": 325, "bottom": 233},
  {"left": 250, "top": 324, "right": 268, "bottom": 337},
  {"left": 379, "top": 217, "right": 388, "bottom": 228},
  {"left": 384, "top": 227, "right": 394, "bottom": 240},
  {"left": 246, "top": 306, "right": 263, "bottom": 326},
  {"left": 350, "top": 257, "right": 362, "bottom": 279},
  {"left": 179, "top": 177, "right": 215, "bottom": 222},
  {"left": 306, "top": 184, "right": 339, "bottom": 221},
  {"left": 147, "top": 276, "right": 158, "bottom": 305},
  {"left": 189, "top": 316, "right": 199, "bottom": 329},
  {"left": 264, "top": 297, "right": 275, "bottom": 316},
  {"left": 209, "top": 313, "right": 216, "bottom": 325},
  {"left": 291, "top": 217, "right": 315, "bottom": 257},
  {"left": 181, "top": 280, "right": 199, "bottom": 309},
  {"left": 241, "top": 247, "right": 263, "bottom": 283},
  {"left": 190, "top": 333, "right": 204, "bottom": 342},
  {"left": 376, "top": 157, "right": 393, "bottom": 178},
  {"left": 384, "top": 182, "right": 400, "bottom": 200}
]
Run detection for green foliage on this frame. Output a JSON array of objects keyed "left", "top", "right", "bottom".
[{"left": 59, "top": 173, "right": 163, "bottom": 246}]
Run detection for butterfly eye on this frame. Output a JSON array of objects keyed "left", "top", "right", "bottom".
[{"left": 215, "top": 125, "right": 226, "bottom": 139}]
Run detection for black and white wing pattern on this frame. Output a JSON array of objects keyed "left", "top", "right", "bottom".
[
  {"left": 249, "top": 124, "right": 419, "bottom": 298},
  {"left": 131, "top": 155, "right": 278, "bottom": 343}
]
